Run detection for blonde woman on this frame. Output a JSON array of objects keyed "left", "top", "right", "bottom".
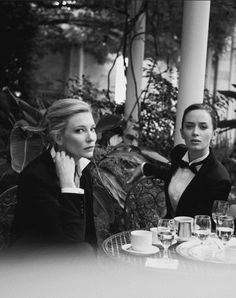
[{"left": 12, "top": 99, "right": 97, "bottom": 246}]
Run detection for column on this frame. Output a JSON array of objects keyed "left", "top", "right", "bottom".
[
  {"left": 174, "top": 0, "right": 211, "bottom": 145},
  {"left": 124, "top": 0, "right": 146, "bottom": 145},
  {"left": 229, "top": 26, "right": 236, "bottom": 90},
  {"left": 227, "top": 26, "right": 236, "bottom": 145},
  {"left": 68, "top": 44, "right": 84, "bottom": 82}
]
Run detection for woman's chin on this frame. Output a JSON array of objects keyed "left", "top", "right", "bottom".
[
  {"left": 188, "top": 144, "right": 202, "bottom": 150},
  {"left": 82, "top": 152, "right": 94, "bottom": 159}
]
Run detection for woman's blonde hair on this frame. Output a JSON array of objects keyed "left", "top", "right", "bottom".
[{"left": 45, "top": 98, "right": 92, "bottom": 144}]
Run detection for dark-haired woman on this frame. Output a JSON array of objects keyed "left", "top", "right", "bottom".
[{"left": 128, "top": 103, "right": 231, "bottom": 218}]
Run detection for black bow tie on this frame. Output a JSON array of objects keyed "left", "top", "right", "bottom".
[{"left": 179, "top": 159, "right": 205, "bottom": 174}]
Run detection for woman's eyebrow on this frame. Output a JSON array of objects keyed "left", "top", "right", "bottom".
[
  {"left": 73, "top": 124, "right": 96, "bottom": 128},
  {"left": 185, "top": 121, "right": 207, "bottom": 124},
  {"left": 73, "top": 125, "right": 85, "bottom": 128}
]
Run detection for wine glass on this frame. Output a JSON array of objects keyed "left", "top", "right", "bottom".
[
  {"left": 212, "top": 200, "right": 229, "bottom": 225},
  {"left": 216, "top": 215, "right": 235, "bottom": 246},
  {"left": 194, "top": 215, "right": 211, "bottom": 245},
  {"left": 157, "top": 219, "right": 175, "bottom": 261}
]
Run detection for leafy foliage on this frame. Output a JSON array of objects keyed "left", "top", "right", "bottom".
[
  {"left": 140, "top": 67, "right": 178, "bottom": 157},
  {"left": 0, "top": 1, "right": 39, "bottom": 97},
  {"left": 65, "top": 76, "right": 117, "bottom": 119},
  {"left": 209, "top": 0, "right": 236, "bottom": 56},
  {"left": 66, "top": 72, "right": 178, "bottom": 158},
  {"left": 1, "top": 0, "right": 236, "bottom": 101},
  {"left": 203, "top": 88, "right": 234, "bottom": 131},
  {"left": 145, "top": 0, "right": 183, "bottom": 64},
  {"left": 31, "top": 0, "right": 126, "bottom": 63},
  {"left": 0, "top": 88, "right": 46, "bottom": 186},
  {"left": 10, "top": 122, "right": 45, "bottom": 173}
]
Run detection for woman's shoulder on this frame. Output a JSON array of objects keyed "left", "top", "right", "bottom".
[
  {"left": 20, "top": 150, "right": 54, "bottom": 178},
  {"left": 206, "top": 151, "right": 231, "bottom": 181}
]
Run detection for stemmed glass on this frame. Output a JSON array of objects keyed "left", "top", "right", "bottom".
[
  {"left": 194, "top": 215, "right": 211, "bottom": 245},
  {"left": 157, "top": 219, "right": 176, "bottom": 261},
  {"left": 216, "top": 215, "right": 235, "bottom": 247},
  {"left": 212, "top": 200, "right": 229, "bottom": 225}
]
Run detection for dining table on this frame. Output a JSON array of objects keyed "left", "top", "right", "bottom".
[
  {"left": 0, "top": 233, "right": 236, "bottom": 298},
  {"left": 100, "top": 230, "right": 236, "bottom": 297}
]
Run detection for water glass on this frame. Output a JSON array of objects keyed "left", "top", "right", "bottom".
[
  {"left": 157, "top": 219, "right": 175, "bottom": 260},
  {"left": 212, "top": 200, "right": 229, "bottom": 225},
  {"left": 194, "top": 215, "right": 211, "bottom": 245},
  {"left": 216, "top": 215, "right": 235, "bottom": 246}
]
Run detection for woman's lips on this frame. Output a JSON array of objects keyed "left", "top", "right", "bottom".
[
  {"left": 191, "top": 140, "right": 201, "bottom": 144},
  {"left": 84, "top": 146, "right": 95, "bottom": 151}
]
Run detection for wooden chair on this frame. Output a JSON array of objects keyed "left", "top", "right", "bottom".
[
  {"left": 0, "top": 185, "right": 18, "bottom": 249},
  {"left": 124, "top": 176, "right": 167, "bottom": 230}
]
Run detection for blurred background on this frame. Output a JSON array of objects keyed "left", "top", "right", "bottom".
[{"left": 1, "top": 0, "right": 236, "bottom": 192}]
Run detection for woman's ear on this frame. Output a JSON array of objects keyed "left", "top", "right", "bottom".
[
  {"left": 211, "top": 130, "right": 217, "bottom": 144},
  {"left": 54, "top": 133, "right": 64, "bottom": 146},
  {"left": 180, "top": 128, "right": 184, "bottom": 140}
]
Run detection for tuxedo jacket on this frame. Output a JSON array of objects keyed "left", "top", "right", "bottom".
[
  {"left": 11, "top": 149, "right": 97, "bottom": 246},
  {"left": 143, "top": 144, "right": 231, "bottom": 218}
]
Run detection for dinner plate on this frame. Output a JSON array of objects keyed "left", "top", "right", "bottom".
[
  {"left": 121, "top": 244, "right": 159, "bottom": 256},
  {"left": 176, "top": 236, "right": 196, "bottom": 243},
  {"left": 176, "top": 237, "right": 236, "bottom": 264}
]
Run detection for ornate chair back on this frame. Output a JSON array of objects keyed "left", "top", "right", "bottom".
[
  {"left": 124, "top": 176, "right": 167, "bottom": 230},
  {"left": 0, "top": 185, "right": 18, "bottom": 249}
]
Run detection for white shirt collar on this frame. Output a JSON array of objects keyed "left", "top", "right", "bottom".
[
  {"left": 182, "top": 149, "right": 210, "bottom": 165},
  {"left": 50, "top": 147, "right": 90, "bottom": 176}
]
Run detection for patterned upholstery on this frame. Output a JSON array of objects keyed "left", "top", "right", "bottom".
[
  {"left": 92, "top": 145, "right": 146, "bottom": 245},
  {"left": 0, "top": 185, "right": 18, "bottom": 249},
  {"left": 124, "top": 176, "right": 167, "bottom": 230}
]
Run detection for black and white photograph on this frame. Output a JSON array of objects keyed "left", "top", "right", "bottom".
[{"left": 0, "top": 0, "right": 236, "bottom": 297}]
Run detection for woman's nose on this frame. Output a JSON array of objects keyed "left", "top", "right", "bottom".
[
  {"left": 192, "top": 127, "right": 199, "bottom": 135},
  {"left": 86, "top": 131, "right": 97, "bottom": 142}
]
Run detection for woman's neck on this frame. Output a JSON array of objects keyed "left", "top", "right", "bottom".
[
  {"left": 188, "top": 148, "right": 209, "bottom": 162},
  {"left": 55, "top": 146, "right": 80, "bottom": 163}
]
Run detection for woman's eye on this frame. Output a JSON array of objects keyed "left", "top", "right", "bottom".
[
  {"left": 75, "top": 128, "right": 84, "bottom": 133},
  {"left": 185, "top": 125, "right": 193, "bottom": 129},
  {"left": 91, "top": 127, "right": 96, "bottom": 132},
  {"left": 199, "top": 125, "right": 208, "bottom": 130}
]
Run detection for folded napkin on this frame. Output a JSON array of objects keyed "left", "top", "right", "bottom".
[{"left": 145, "top": 258, "right": 179, "bottom": 269}]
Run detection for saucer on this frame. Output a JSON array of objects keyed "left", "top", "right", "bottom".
[{"left": 121, "top": 244, "right": 159, "bottom": 256}]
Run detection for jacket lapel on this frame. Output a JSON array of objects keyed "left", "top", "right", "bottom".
[{"left": 175, "top": 149, "right": 215, "bottom": 214}]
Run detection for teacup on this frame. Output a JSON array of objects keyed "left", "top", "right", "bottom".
[
  {"left": 130, "top": 230, "right": 152, "bottom": 252},
  {"left": 174, "top": 216, "right": 193, "bottom": 241},
  {"left": 150, "top": 227, "right": 159, "bottom": 245}
]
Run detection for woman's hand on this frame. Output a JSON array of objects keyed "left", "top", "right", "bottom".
[
  {"left": 55, "top": 151, "right": 76, "bottom": 188},
  {"left": 127, "top": 164, "right": 144, "bottom": 184}
]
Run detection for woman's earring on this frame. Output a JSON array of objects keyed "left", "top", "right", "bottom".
[{"left": 211, "top": 131, "right": 217, "bottom": 145}]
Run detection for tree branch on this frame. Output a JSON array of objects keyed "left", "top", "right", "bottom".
[{"left": 218, "top": 119, "right": 236, "bottom": 129}]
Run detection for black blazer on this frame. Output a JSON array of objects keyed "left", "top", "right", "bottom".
[
  {"left": 11, "top": 149, "right": 97, "bottom": 246},
  {"left": 143, "top": 144, "right": 231, "bottom": 218}
]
